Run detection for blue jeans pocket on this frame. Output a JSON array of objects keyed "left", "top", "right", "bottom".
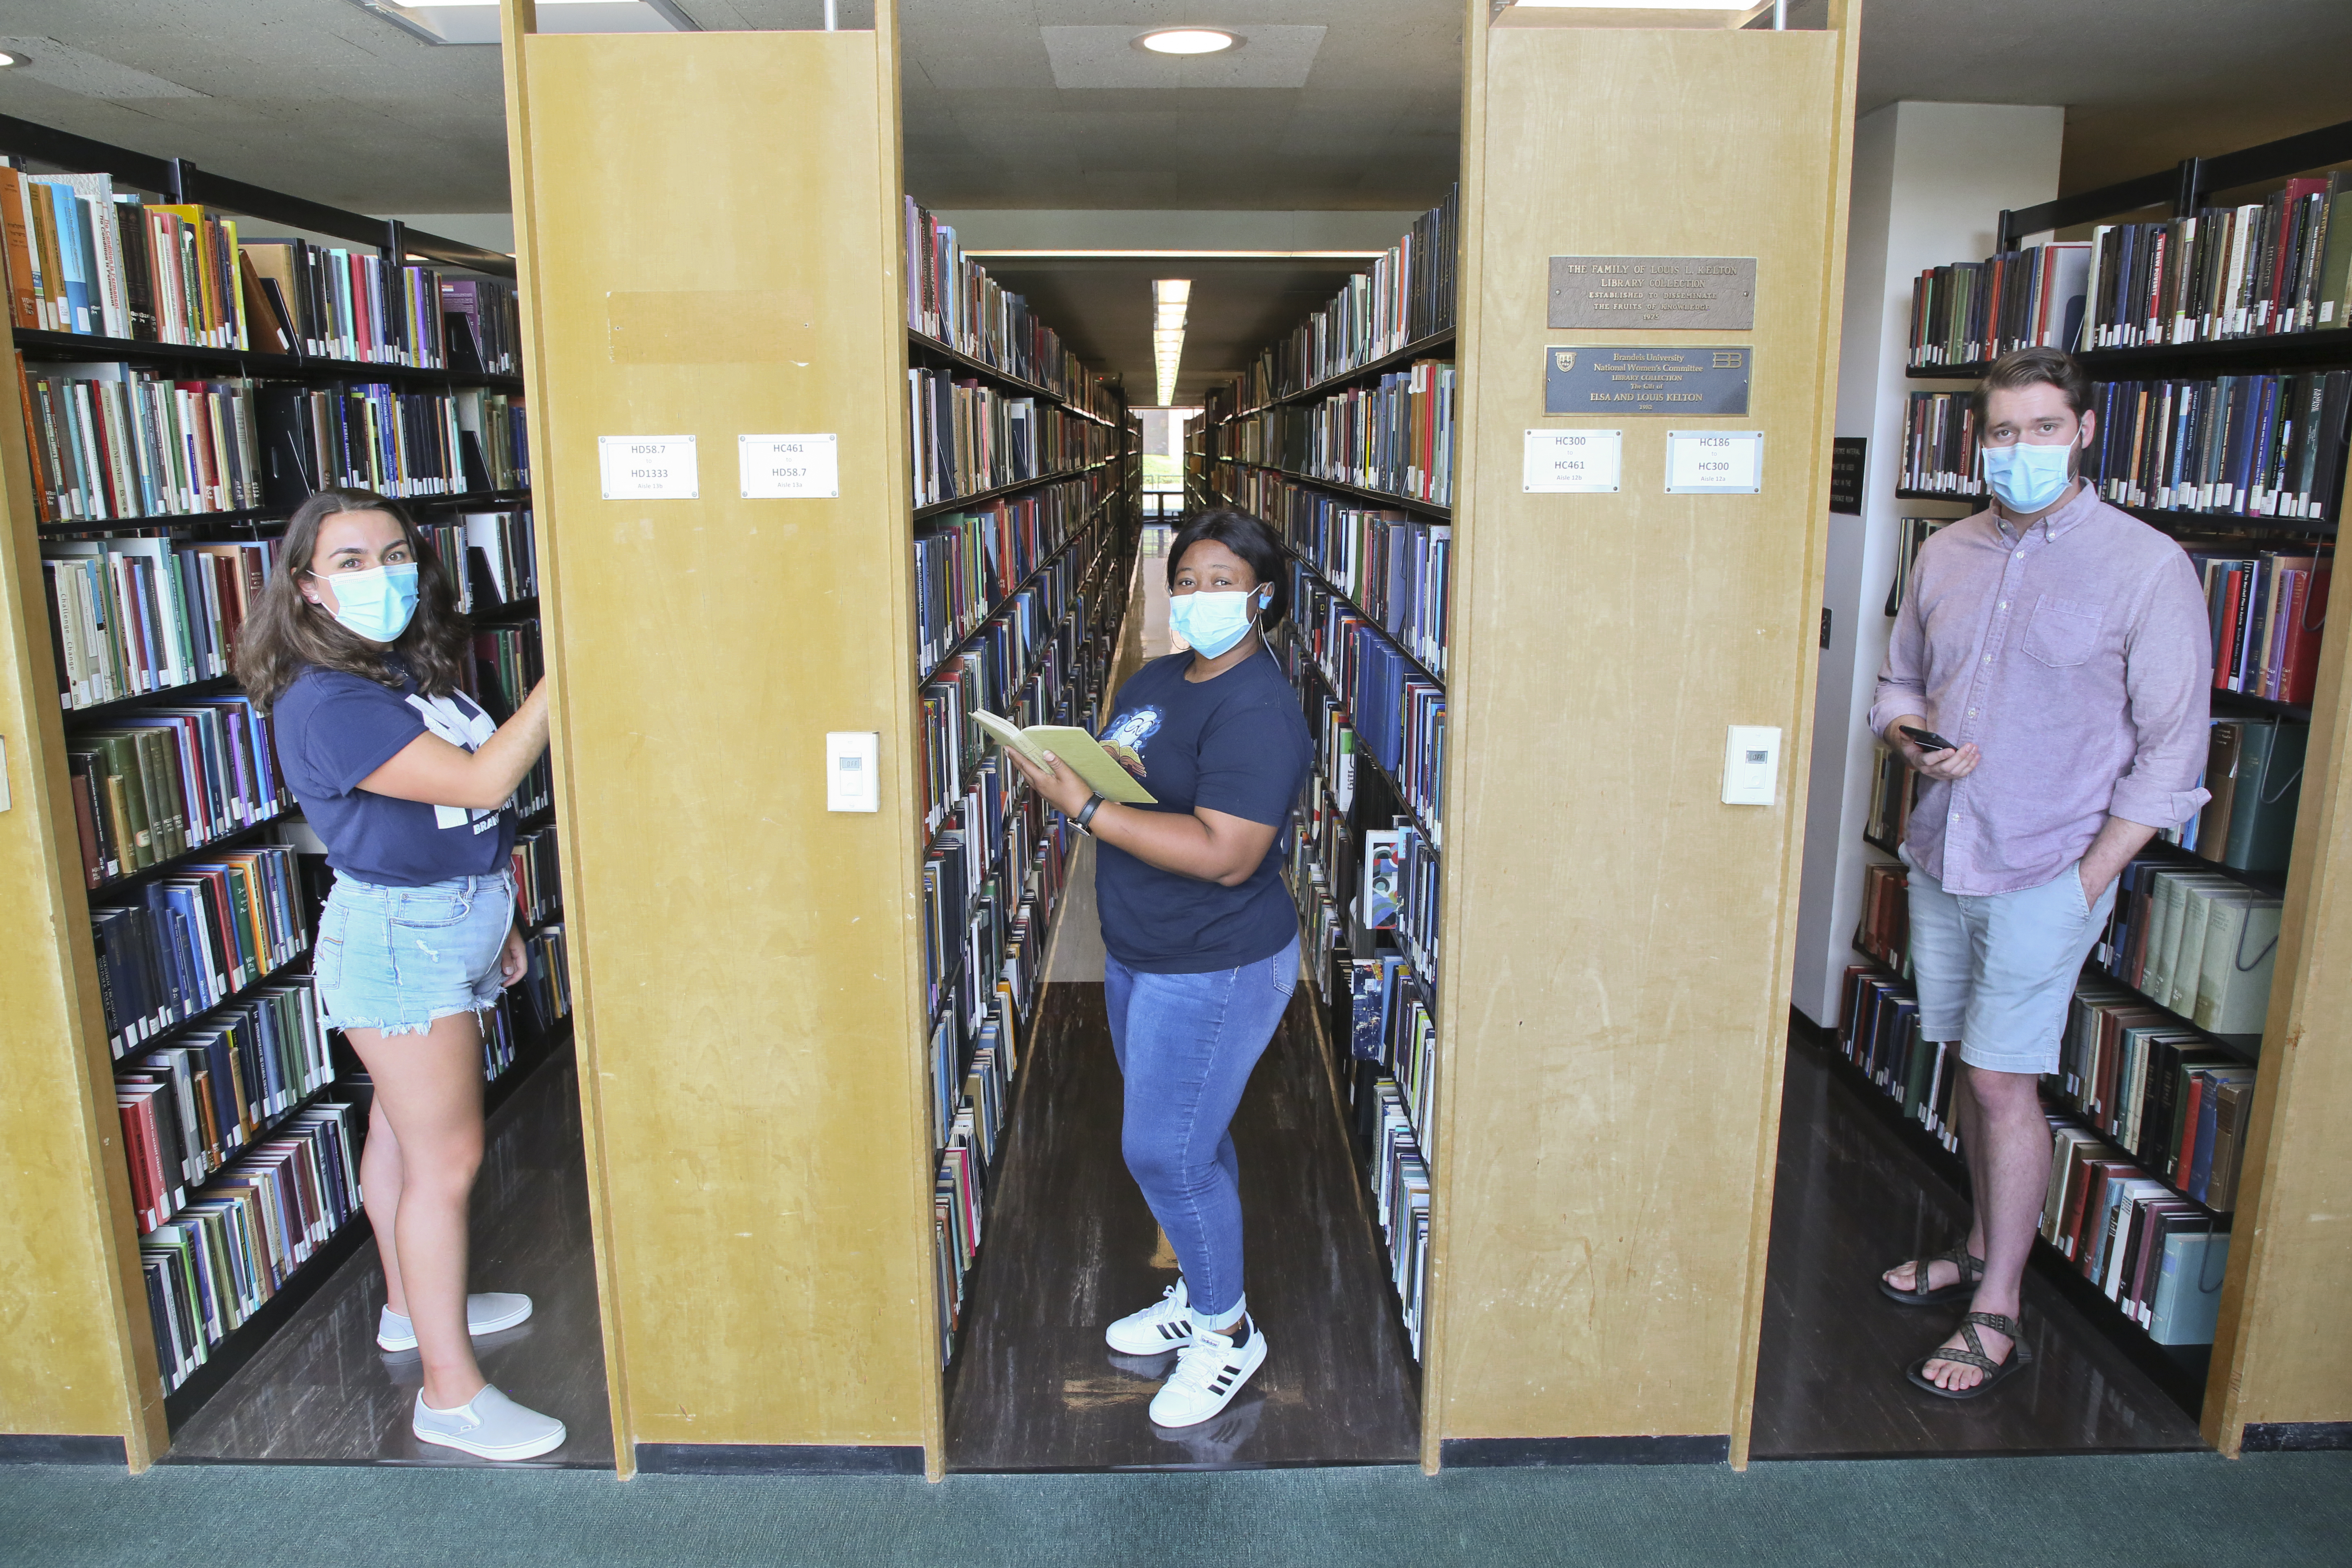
[{"left": 390, "top": 890, "right": 472, "bottom": 930}]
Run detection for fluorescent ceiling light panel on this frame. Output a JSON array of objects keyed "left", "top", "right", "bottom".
[
  {"left": 1510, "top": 0, "right": 1752, "bottom": 7},
  {"left": 1136, "top": 28, "right": 1240, "bottom": 55},
  {"left": 1153, "top": 278, "right": 1190, "bottom": 407},
  {"left": 961, "top": 249, "right": 1388, "bottom": 261},
  {"left": 343, "top": 0, "right": 697, "bottom": 45}
]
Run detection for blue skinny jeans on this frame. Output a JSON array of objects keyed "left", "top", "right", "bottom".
[{"left": 1105, "top": 934, "right": 1300, "bottom": 1320}]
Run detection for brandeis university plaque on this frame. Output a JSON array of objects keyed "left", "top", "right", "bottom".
[
  {"left": 1545, "top": 347, "right": 1753, "bottom": 416},
  {"left": 1548, "top": 256, "right": 1756, "bottom": 330}
]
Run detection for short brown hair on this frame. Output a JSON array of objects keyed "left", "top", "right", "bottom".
[
  {"left": 233, "top": 488, "right": 472, "bottom": 712},
  {"left": 1971, "top": 346, "right": 2095, "bottom": 423}
]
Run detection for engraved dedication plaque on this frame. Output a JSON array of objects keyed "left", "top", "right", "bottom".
[{"left": 1548, "top": 256, "right": 1757, "bottom": 330}]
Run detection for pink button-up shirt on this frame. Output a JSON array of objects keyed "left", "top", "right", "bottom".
[{"left": 1870, "top": 484, "right": 2212, "bottom": 896}]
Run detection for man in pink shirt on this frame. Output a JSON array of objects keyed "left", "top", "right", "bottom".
[{"left": 1870, "top": 347, "right": 2211, "bottom": 1397}]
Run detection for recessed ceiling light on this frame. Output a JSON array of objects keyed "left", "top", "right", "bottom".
[
  {"left": 0, "top": 51, "right": 27, "bottom": 68},
  {"left": 1135, "top": 27, "right": 1240, "bottom": 55}
]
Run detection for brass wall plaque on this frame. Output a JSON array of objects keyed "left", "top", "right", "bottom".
[
  {"left": 1548, "top": 256, "right": 1757, "bottom": 331},
  {"left": 1546, "top": 346, "right": 1752, "bottom": 416}
]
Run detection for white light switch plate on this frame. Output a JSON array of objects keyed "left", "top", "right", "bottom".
[
  {"left": 1722, "top": 725, "right": 1780, "bottom": 806},
  {"left": 826, "top": 731, "right": 880, "bottom": 812}
]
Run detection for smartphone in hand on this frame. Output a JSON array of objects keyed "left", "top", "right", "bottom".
[{"left": 1899, "top": 724, "right": 1956, "bottom": 753}]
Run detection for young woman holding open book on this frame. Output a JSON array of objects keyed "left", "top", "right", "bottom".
[
  {"left": 1003, "top": 507, "right": 1312, "bottom": 1430},
  {"left": 238, "top": 488, "right": 565, "bottom": 1462}
]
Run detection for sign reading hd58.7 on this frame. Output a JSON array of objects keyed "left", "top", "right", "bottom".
[{"left": 1545, "top": 347, "right": 1753, "bottom": 416}]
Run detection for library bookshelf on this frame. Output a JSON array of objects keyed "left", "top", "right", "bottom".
[
  {"left": 1844, "top": 116, "right": 2352, "bottom": 1454},
  {"left": 0, "top": 124, "right": 548, "bottom": 1464},
  {"left": 499, "top": 0, "right": 1133, "bottom": 1478}
]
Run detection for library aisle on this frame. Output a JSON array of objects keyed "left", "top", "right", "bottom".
[
  {"left": 1751, "top": 1039, "right": 2203, "bottom": 1459},
  {"left": 946, "top": 543, "right": 1420, "bottom": 1471},
  {"left": 159, "top": 1051, "right": 611, "bottom": 1468}
]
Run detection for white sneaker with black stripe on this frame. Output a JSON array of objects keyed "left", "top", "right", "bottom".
[
  {"left": 1105, "top": 1278, "right": 1196, "bottom": 1354},
  {"left": 1148, "top": 1317, "right": 1267, "bottom": 1428}
]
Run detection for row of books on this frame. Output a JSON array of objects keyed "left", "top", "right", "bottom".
[
  {"left": 913, "top": 478, "right": 1098, "bottom": 674},
  {"left": 0, "top": 166, "right": 524, "bottom": 371},
  {"left": 2092, "top": 855, "right": 2283, "bottom": 1036},
  {"left": 1341, "top": 619, "right": 1444, "bottom": 840},
  {"left": 1225, "top": 468, "right": 1452, "bottom": 679},
  {"left": 1834, "top": 965, "right": 2232, "bottom": 1345},
  {"left": 1855, "top": 855, "right": 1909, "bottom": 971},
  {"left": 2182, "top": 717, "right": 2306, "bottom": 869},
  {"left": 907, "top": 367, "right": 1113, "bottom": 510},
  {"left": 1886, "top": 517, "right": 1951, "bottom": 618},
  {"left": 2057, "top": 982, "right": 2258, "bottom": 1212},
  {"left": 92, "top": 843, "right": 309, "bottom": 1056},
  {"left": 64, "top": 697, "right": 288, "bottom": 889},
  {"left": 420, "top": 508, "right": 538, "bottom": 615},
  {"left": 513, "top": 825, "right": 561, "bottom": 928},
  {"left": 1906, "top": 178, "right": 2352, "bottom": 365},
  {"left": 933, "top": 827, "right": 1075, "bottom": 1362},
  {"left": 261, "top": 383, "right": 528, "bottom": 506},
  {"left": 1217, "top": 186, "right": 1461, "bottom": 410},
  {"left": 1371, "top": 1080, "right": 1432, "bottom": 1360},
  {"left": 117, "top": 977, "right": 332, "bottom": 1234},
  {"left": 2074, "top": 183, "right": 2350, "bottom": 350},
  {"left": 20, "top": 365, "right": 262, "bottom": 522},
  {"left": 41, "top": 536, "right": 269, "bottom": 711},
  {"left": 1219, "top": 361, "right": 1457, "bottom": 508},
  {"left": 920, "top": 581, "right": 1104, "bottom": 837},
  {"left": 1896, "top": 370, "right": 2350, "bottom": 525},
  {"left": 2188, "top": 546, "right": 2332, "bottom": 706},
  {"left": 901, "top": 197, "right": 1119, "bottom": 424},
  {"left": 514, "top": 924, "right": 572, "bottom": 1037},
  {"left": 2045, "top": 1122, "right": 2230, "bottom": 1346},
  {"left": 469, "top": 620, "right": 543, "bottom": 717},
  {"left": 139, "top": 1099, "right": 362, "bottom": 1395},
  {"left": 1905, "top": 241, "right": 2091, "bottom": 368},
  {"left": 1350, "top": 954, "right": 1437, "bottom": 1156}
]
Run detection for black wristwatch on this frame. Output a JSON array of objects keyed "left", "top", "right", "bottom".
[{"left": 1074, "top": 793, "right": 1107, "bottom": 834}]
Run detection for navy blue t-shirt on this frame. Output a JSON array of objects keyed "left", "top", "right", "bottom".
[
  {"left": 272, "top": 664, "right": 515, "bottom": 888},
  {"left": 1093, "top": 646, "right": 1312, "bottom": 973}
]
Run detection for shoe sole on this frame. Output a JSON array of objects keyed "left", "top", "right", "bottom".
[
  {"left": 413, "top": 1421, "right": 568, "bottom": 1461},
  {"left": 1151, "top": 1335, "right": 1268, "bottom": 1429},
  {"left": 377, "top": 1299, "right": 535, "bottom": 1353},
  {"left": 1105, "top": 1321, "right": 1196, "bottom": 1356}
]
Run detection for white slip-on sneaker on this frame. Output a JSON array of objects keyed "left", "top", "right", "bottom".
[
  {"left": 1148, "top": 1318, "right": 1267, "bottom": 1429},
  {"left": 412, "top": 1385, "right": 566, "bottom": 1461},
  {"left": 378, "top": 1293, "right": 535, "bottom": 1352},
  {"left": 1105, "top": 1278, "right": 1196, "bottom": 1355}
]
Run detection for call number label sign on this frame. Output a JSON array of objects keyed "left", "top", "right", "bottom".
[{"left": 599, "top": 434, "right": 699, "bottom": 500}]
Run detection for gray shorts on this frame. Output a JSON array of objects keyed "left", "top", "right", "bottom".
[{"left": 1900, "top": 845, "right": 2116, "bottom": 1076}]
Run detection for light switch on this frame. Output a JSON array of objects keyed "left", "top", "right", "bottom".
[
  {"left": 1722, "top": 725, "right": 1780, "bottom": 806},
  {"left": 825, "top": 731, "right": 880, "bottom": 812}
]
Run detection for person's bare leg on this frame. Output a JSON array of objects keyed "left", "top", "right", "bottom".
[
  {"left": 348, "top": 1013, "right": 488, "bottom": 1410},
  {"left": 1920, "top": 1065, "right": 2047, "bottom": 1390},
  {"left": 361, "top": 1098, "right": 410, "bottom": 1317},
  {"left": 1881, "top": 1045, "right": 1987, "bottom": 1296}
]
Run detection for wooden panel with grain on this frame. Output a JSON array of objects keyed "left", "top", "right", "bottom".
[
  {"left": 1429, "top": 6, "right": 1858, "bottom": 1462},
  {"left": 505, "top": 18, "right": 936, "bottom": 1463},
  {"left": 0, "top": 314, "right": 163, "bottom": 1464}
]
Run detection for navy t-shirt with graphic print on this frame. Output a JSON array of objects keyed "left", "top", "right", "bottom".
[
  {"left": 1092, "top": 646, "right": 1313, "bottom": 973},
  {"left": 272, "top": 664, "right": 515, "bottom": 888}
]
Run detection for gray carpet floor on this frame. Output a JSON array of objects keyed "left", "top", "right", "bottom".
[{"left": 6, "top": 1452, "right": 2349, "bottom": 1567}]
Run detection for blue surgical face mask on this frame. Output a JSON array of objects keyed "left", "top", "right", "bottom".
[
  {"left": 1168, "top": 586, "right": 1268, "bottom": 659},
  {"left": 313, "top": 561, "right": 420, "bottom": 644},
  {"left": 1980, "top": 438, "right": 2077, "bottom": 514}
]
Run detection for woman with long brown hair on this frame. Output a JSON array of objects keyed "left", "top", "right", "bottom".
[{"left": 238, "top": 487, "right": 564, "bottom": 1461}]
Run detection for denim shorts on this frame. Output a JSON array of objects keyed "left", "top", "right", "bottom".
[
  {"left": 1900, "top": 844, "right": 2116, "bottom": 1076},
  {"left": 314, "top": 871, "right": 514, "bottom": 1037}
]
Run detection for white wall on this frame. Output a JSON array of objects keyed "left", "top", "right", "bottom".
[{"left": 1789, "top": 101, "right": 2065, "bottom": 1027}]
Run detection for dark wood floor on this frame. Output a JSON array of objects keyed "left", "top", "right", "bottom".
[
  {"left": 944, "top": 982, "right": 1423, "bottom": 1471},
  {"left": 164, "top": 1047, "right": 614, "bottom": 1467},
  {"left": 1749, "top": 1035, "right": 2207, "bottom": 1459}
]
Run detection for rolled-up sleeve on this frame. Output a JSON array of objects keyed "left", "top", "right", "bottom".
[
  {"left": 1868, "top": 582, "right": 1929, "bottom": 740},
  {"left": 2109, "top": 549, "right": 2215, "bottom": 829}
]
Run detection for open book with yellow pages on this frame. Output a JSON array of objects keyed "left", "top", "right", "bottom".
[{"left": 969, "top": 709, "right": 1157, "bottom": 805}]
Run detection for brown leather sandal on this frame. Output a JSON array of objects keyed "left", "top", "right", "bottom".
[
  {"left": 1906, "top": 1311, "right": 2032, "bottom": 1399},
  {"left": 1878, "top": 1244, "right": 1983, "bottom": 1307}
]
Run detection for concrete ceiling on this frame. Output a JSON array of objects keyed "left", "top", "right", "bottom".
[{"left": 0, "top": 0, "right": 2344, "bottom": 398}]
